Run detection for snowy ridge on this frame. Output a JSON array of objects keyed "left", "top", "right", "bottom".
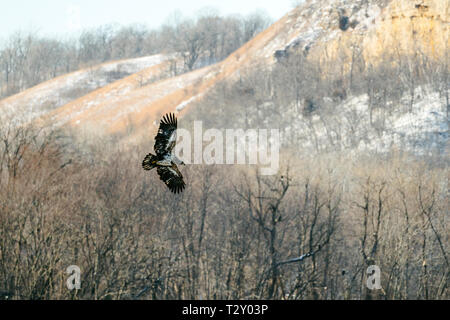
[{"left": 0, "top": 54, "right": 172, "bottom": 126}]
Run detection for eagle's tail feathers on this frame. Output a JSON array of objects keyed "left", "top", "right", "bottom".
[{"left": 142, "top": 153, "right": 158, "bottom": 171}]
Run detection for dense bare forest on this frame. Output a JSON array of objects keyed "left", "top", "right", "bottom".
[
  {"left": 0, "top": 1, "right": 448, "bottom": 300},
  {"left": 0, "top": 125, "right": 448, "bottom": 300}
]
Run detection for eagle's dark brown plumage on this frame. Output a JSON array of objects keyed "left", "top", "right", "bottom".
[{"left": 142, "top": 113, "right": 185, "bottom": 194}]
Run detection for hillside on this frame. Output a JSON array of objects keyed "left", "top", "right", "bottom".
[
  {"left": 0, "top": 0, "right": 448, "bottom": 150},
  {"left": 0, "top": 54, "right": 175, "bottom": 126}
]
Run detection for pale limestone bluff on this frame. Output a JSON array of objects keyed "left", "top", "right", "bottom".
[{"left": 285, "top": 0, "right": 448, "bottom": 69}]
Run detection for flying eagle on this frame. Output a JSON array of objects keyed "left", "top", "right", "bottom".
[{"left": 142, "top": 113, "right": 186, "bottom": 193}]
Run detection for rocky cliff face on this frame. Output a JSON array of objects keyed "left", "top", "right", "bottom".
[{"left": 283, "top": 0, "right": 448, "bottom": 69}]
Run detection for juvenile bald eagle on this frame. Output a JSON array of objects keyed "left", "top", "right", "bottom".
[{"left": 142, "top": 113, "right": 186, "bottom": 193}]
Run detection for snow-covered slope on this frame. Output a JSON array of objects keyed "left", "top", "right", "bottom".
[
  {"left": 33, "top": 8, "right": 309, "bottom": 139},
  {"left": 283, "top": 87, "right": 448, "bottom": 156},
  {"left": 0, "top": 54, "right": 173, "bottom": 126}
]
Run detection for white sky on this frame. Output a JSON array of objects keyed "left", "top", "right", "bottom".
[{"left": 1, "top": 0, "right": 296, "bottom": 39}]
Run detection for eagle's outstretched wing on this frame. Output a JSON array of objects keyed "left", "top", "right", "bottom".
[
  {"left": 157, "top": 165, "right": 185, "bottom": 194},
  {"left": 154, "top": 113, "right": 177, "bottom": 156}
]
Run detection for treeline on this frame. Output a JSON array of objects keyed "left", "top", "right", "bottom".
[
  {"left": 0, "top": 124, "right": 448, "bottom": 299},
  {"left": 0, "top": 11, "right": 271, "bottom": 98}
]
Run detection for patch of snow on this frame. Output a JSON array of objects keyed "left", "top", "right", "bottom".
[
  {"left": 284, "top": 87, "right": 448, "bottom": 157},
  {"left": 0, "top": 54, "right": 172, "bottom": 127},
  {"left": 176, "top": 94, "right": 203, "bottom": 112}
]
